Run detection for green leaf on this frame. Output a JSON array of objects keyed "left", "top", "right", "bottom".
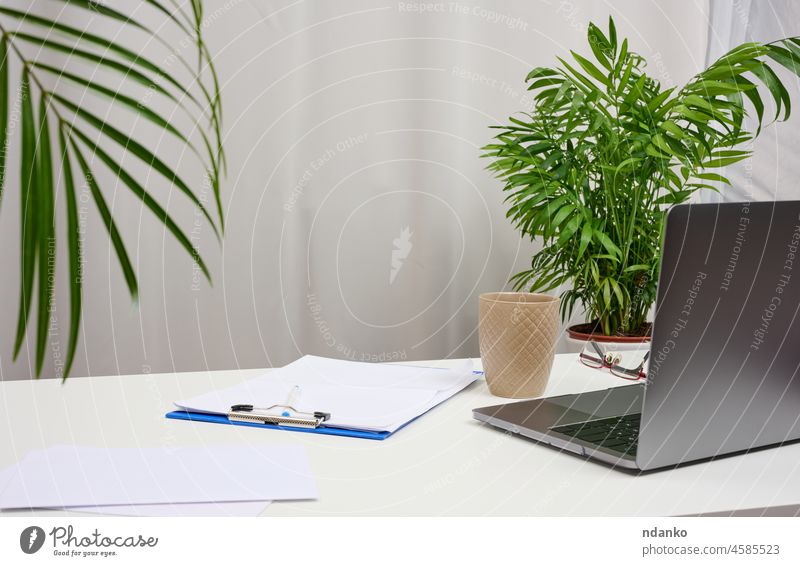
[
  {"left": 607, "top": 16, "right": 617, "bottom": 53},
  {"left": 528, "top": 77, "right": 564, "bottom": 90},
  {"left": 695, "top": 172, "right": 732, "bottom": 185},
  {"left": 623, "top": 264, "right": 650, "bottom": 273},
  {"left": 766, "top": 45, "right": 800, "bottom": 79},
  {"left": 622, "top": 75, "right": 646, "bottom": 108},
  {"left": 614, "top": 38, "right": 629, "bottom": 73},
  {"left": 70, "top": 127, "right": 212, "bottom": 282},
  {"left": 646, "top": 87, "right": 675, "bottom": 113},
  {"left": 702, "top": 154, "right": 750, "bottom": 167},
  {"left": 58, "top": 128, "right": 82, "bottom": 381},
  {"left": 699, "top": 61, "right": 761, "bottom": 81},
  {"left": 750, "top": 62, "right": 789, "bottom": 120},
  {"left": 526, "top": 67, "right": 559, "bottom": 82},
  {"left": 508, "top": 116, "right": 536, "bottom": 131},
  {"left": 733, "top": 76, "right": 764, "bottom": 132},
  {"left": 53, "top": 95, "right": 219, "bottom": 240},
  {"left": 610, "top": 279, "right": 625, "bottom": 307},
  {"left": 645, "top": 144, "right": 671, "bottom": 160},
  {"left": 144, "top": 0, "right": 192, "bottom": 34},
  {"left": 587, "top": 23, "right": 612, "bottom": 70},
  {"left": 0, "top": 35, "right": 11, "bottom": 206},
  {"left": 32, "top": 62, "right": 190, "bottom": 147},
  {"left": 660, "top": 120, "right": 685, "bottom": 139},
  {"left": 13, "top": 72, "right": 38, "bottom": 359},
  {"left": 594, "top": 229, "right": 622, "bottom": 259},
  {"left": 12, "top": 33, "right": 180, "bottom": 104},
  {"left": 557, "top": 58, "right": 608, "bottom": 100},
  {"left": 651, "top": 134, "right": 675, "bottom": 156},
  {"left": 687, "top": 79, "right": 751, "bottom": 96},
  {"left": 35, "top": 99, "right": 55, "bottom": 377},
  {"left": 616, "top": 54, "right": 634, "bottom": 95},
  {"left": 52, "top": 0, "right": 147, "bottom": 32},
  {"left": 578, "top": 221, "right": 593, "bottom": 258},
  {"left": 0, "top": 8, "right": 200, "bottom": 109},
  {"left": 69, "top": 140, "right": 139, "bottom": 300},
  {"left": 683, "top": 95, "right": 735, "bottom": 123},
  {"left": 685, "top": 182, "right": 719, "bottom": 192},
  {"left": 570, "top": 51, "right": 609, "bottom": 85},
  {"left": 0, "top": 36, "right": 7, "bottom": 204},
  {"left": 557, "top": 214, "right": 582, "bottom": 245},
  {"left": 656, "top": 190, "right": 693, "bottom": 205},
  {"left": 550, "top": 204, "right": 575, "bottom": 231},
  {"left": 712, "top": 43, "right": 770, "bottom": 68},
  {"left": 602, "top": 279, "right": 612, "bottom": 310}
]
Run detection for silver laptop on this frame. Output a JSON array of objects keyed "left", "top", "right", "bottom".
[{"left": 473, "top": 201, "right": 800, "bottom": 471}]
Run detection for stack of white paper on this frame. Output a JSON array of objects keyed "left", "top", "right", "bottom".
[
  {"left": 0, "top": 444, "right": 316, "bottom": 516},
  {"left": 175, "top": 355, "right": 477, "bottom": 433}
]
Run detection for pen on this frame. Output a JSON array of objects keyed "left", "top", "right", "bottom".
[
  {"left": 230, "top": 385, "right": 303, "bottom": 416},
  {"left": 282, "top": 385, "right": 302, "bottom": 417}
]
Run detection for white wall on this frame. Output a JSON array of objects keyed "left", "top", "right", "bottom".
[{"left": 0, "top": 0, "right": 709, "bottom": 379}]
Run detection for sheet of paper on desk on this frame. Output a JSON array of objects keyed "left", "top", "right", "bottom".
[
  {"left": 60, "top": 501, "right": 271, "bottom": 517},
  {"left": 0, "top": 445, "right": 315, "bottom": 510},
  {"left": 174, "top": 355, "right": 477, "bottom": 432},
  {"left": 0, "top": 465, "right": 271, "bottom": 516}
]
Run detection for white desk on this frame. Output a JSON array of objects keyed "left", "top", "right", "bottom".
[{"left": 1, "top": 354, "right": 799, "bottom": 516}]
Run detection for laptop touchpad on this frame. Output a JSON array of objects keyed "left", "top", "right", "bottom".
[{"left": 547, "top": 385, "right": 644, "bottom": 421}]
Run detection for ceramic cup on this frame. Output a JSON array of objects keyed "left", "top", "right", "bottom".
[{"left": 478, "top": 292, "right": 560, "bottom": 398}]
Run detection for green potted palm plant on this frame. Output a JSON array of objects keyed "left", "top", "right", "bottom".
[{"left": 483, "top": 17, "right": 800, "bottom": 346}]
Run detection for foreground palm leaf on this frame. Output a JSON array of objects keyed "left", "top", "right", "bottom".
[
  {"left": 483, "top": 17, "right": 800, "bottom": 336},
  {"left": 0, "top": 1, "right": 224, "bottom": 379}
]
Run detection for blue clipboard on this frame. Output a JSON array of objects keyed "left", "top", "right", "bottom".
[
  {"left": 165, "top": 410, "right": 391, "bottom": 440},
  {"left": 165, "top": 368, "right": 483, "bottom": 440}
]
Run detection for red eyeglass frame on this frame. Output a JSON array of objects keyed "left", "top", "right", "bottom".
[{"left": 579, "top": 341, "right": 649, "bottom": 381}]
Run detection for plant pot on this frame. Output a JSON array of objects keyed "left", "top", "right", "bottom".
[{"left": 564, "top": 322, "right": 651, "bottom": 354}]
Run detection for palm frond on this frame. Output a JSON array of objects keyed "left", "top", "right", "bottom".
[{"left": 0, "top": 1, "right": 224, "bottom": 378}]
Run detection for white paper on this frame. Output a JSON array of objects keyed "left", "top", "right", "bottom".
[
  {"left": 0, "top": 444, "right": 316, "bottom": 510},
  {"left": 61, "top": 501, "right": 271, "bottom": 517},
  {"left": 276, "top": 356, "right": 475, "bottom": 390},
  {"left": 177, "top": 380, "right": 437, "bottom": 430},
  {"left": 0, "top": 462, "right": 271, "bottom": 516},
  {"left": 174, "top": 356, "right": 477, "bottom": 432}
]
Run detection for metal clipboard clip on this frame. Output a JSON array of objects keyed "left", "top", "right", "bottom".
[
  {"left": 228, "top": 385, "right": 331, "bottom": 429},
  {"left": 227, "top": 404, "right": 331, "bottom": 428}
]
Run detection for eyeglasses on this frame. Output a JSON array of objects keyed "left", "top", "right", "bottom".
[{"left": 579, "top": 340, "right": 649, "bottom": 381}]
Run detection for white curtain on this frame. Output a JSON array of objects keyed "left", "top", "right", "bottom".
[
  {"left": 702, "top": 0, "right": 800, "bottom": 203},
  {"left": 0, "top": 0, "right": 709, "bottom": 379}
]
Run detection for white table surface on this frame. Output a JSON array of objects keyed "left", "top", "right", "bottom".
[{"left": 1, "top": 354, "right": 799, "bottom": 516}]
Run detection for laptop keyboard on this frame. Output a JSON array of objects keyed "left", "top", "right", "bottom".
[{"left": 550, "top": 413, "right": 641, "bottom": 456}]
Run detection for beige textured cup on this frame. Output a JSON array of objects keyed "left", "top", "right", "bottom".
[{"left": 478, "top": 292, "right": 560, "bottom": 398}]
